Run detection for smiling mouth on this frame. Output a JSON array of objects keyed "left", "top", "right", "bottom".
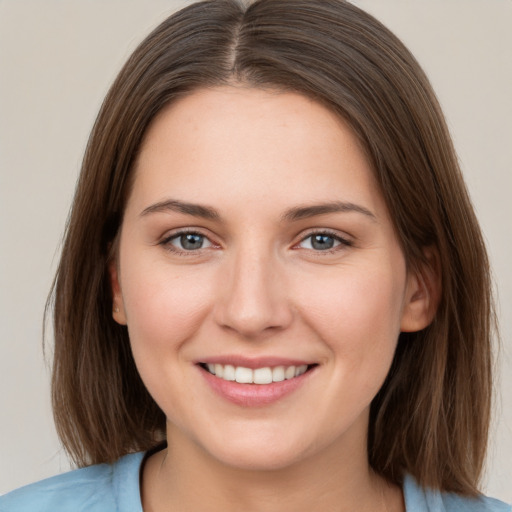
[{"left": 199, "top": 363, "right": 316, "bottom": 384}]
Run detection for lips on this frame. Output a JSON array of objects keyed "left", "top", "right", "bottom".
[{"left": 197, "top": 357, "right": 317, "bottom": 406}]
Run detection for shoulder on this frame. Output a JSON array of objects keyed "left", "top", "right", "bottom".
[
  {"left": 0, "top": 452, "right": 144, "bottom": 512},
  {"left": 403, "top": 474, "right": 511, "bottom": 512},
  {"left": 440, "top": 492, "right": 511, "bottom": 512}
]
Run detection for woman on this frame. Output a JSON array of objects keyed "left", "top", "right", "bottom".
[{"left": 1, "top": 0, "right": 509, "bottom": 510}]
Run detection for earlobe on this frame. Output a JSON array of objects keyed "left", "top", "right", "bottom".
[
  {"left": 109, "top": 260, "right": 127, "bottom": 325},
  {"left": 400, "top": 248, "right": 441, "bottom": 333}
]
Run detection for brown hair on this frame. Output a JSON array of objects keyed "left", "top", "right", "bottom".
[{"left": 49, "top": 0, "right": 494, "bottom": 496}]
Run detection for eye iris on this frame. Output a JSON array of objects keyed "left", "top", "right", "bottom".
[
  {"left": 311, "top": 234, "right": 335, "bottom": 250},
  {"left": 180, "top": 233, "right": 203, "bottom": 250}
]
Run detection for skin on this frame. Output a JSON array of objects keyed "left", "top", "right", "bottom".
[{"left": 111, "top": 86, "right": 436, "bottom": 512}]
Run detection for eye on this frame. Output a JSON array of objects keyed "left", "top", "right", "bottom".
[
  {"left": 298, "top": 232, "right": 351, "bottom": 251},
  {"left": 164, "top": 231, "right": 213, "bottom": 252}
]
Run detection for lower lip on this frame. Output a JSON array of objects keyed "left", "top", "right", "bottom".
[{"left": 199, "top": 366, "right": 314, "bottom": 407}]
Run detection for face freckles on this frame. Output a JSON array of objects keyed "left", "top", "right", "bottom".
[{"left": 111, "top": 86, "right": 432, "bottom": 471}]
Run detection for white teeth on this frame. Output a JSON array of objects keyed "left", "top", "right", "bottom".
[
  {"left": 214, "top": 364, "right": 224, "bottom": 378},
  {"left": 295, "top": 364, "right": 308, "bottom": 377},
  {"left": 272, "top": 366, "right": 285, "bottom": 382},
  {"left": 235, "top": 366, "right": 253, "bottom": 383},
  {"left": 205, "top": 363, "right": 310, "bottom": 384},
  {"left": 223, "top": 364, "right": 235, "bottom": 381},
  {"left": 253, "top": 367, "right": 273, "bottom": 384},
  {"left": 285, "top": 366, "right": 296, "bottom": 380}
]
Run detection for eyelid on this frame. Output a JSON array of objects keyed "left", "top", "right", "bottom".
[
  {"left": 157, "top": 227, "right": 353, "bottom": 255},
  {"left": 294, "top": 229, "right": 353, "bottom": 251},
  {"left": 159, "top": 228, "right": 220, "bottom": 255}
]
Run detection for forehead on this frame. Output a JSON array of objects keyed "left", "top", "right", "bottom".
[{"left": 128, "top": 86, "right": 385, "bottom": 220}]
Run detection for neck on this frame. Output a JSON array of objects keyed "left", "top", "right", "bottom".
[{"left": 141, "top": 421, "right": 403, "bottom": 512}]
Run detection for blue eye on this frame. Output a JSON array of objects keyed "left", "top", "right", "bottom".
[
  {"left": 299, "top": 232, "right": 350, "bottom": 251},
  {"left": 167, "top": 232, "right": 212, "bottom": 251}
]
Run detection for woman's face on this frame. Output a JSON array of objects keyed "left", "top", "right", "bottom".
[{"left": 112, "top": 87, "right": 428, "bottom": 471}]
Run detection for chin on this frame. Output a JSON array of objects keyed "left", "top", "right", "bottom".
[
  {"left": 202, "top": 429, "right": 316, "bottom": 472},
  {"left": 215, "top": 447, "right": 306, "bottom": 472}
]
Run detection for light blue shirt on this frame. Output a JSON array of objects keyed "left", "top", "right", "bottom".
[{"left": 1, "top": 451, "right": 510, "bottom": 511}]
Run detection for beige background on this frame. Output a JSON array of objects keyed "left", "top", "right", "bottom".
[{"left": 1, "top": 0, "right": 511, "bottom": 501}]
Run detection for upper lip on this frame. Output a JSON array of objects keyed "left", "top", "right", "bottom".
[{"left": 197, "top": 355, "right": 315, "bottom": 369}]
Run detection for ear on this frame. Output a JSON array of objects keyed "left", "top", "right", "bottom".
[
  {"left": 400, "top": 248, "right": 441, "bottom": 333},
  {"left": 109, "top": 259, "right": 127, "bottom": 325}
]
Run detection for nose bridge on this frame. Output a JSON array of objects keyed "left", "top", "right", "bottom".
[{"left": 215, "top": 240, "right": 292, "bottom": 338}]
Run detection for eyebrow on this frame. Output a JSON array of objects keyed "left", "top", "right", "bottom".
[
  {"left": 281, "top": 201, "right": 377, "bottom": 223},
  {"left": 140, "top": 199, "right": 220, "bottom": 220},
  {"left": 139, "top": 199, "right": 376, "bottom": 223}
]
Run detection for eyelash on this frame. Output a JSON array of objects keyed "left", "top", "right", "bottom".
[
  {"left": 159, "top": 229, "right": 215, "bottom": 256},
  {"left": 295, "top": 229, "right": 353, "bottom": 254},
  {"left": 159, "top": 229, "right": 353, "bottom": 256}
]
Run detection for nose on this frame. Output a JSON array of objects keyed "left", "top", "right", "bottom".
[{"left": 214, "top": 247, "right": 293, "bottom": 339}]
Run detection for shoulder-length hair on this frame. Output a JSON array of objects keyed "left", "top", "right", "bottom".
[{"left": 49, "top": 0, "right": 494, "bottom": 496}]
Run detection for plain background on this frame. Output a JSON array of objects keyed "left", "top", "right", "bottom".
[{"left": 1, "top": 0, "right": 511, "bottom": 501}]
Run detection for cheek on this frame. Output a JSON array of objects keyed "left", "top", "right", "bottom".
[
  {"left": 295, "top": 263, "right": 406, "bottom": 361},
  {"left": 292, "top": 263, "right": 407, "bottom": 421},
  {"left": 120, "top": 257, "right": 215, "bottom": 354},
  {"left": 118, "top": 257, "right": 217, "bottom": 425}
]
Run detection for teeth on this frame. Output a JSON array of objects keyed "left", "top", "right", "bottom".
[
  {"left": 235, "top": 366, "right": 253, "bottom": 383},
  {"left": 295, "top": 364, "right": 307, "bottom": 376},
  {"left": 215, "top": 364, "right": 224, "bottom": 378},
  {"left": 223, "top": 364, "right": 235, "bottom": 381},
  {"left": 272, "top": 366, "right": 285, "bottom": 382},
  {"left": 204, "top": 363, "right": 310, "bottom": 384},
  {"left": 253, "top": 367, "right": 272, "bottom": 384},
  {"left": 285, "top": 366, "right": 296, "bottom": 380}
]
